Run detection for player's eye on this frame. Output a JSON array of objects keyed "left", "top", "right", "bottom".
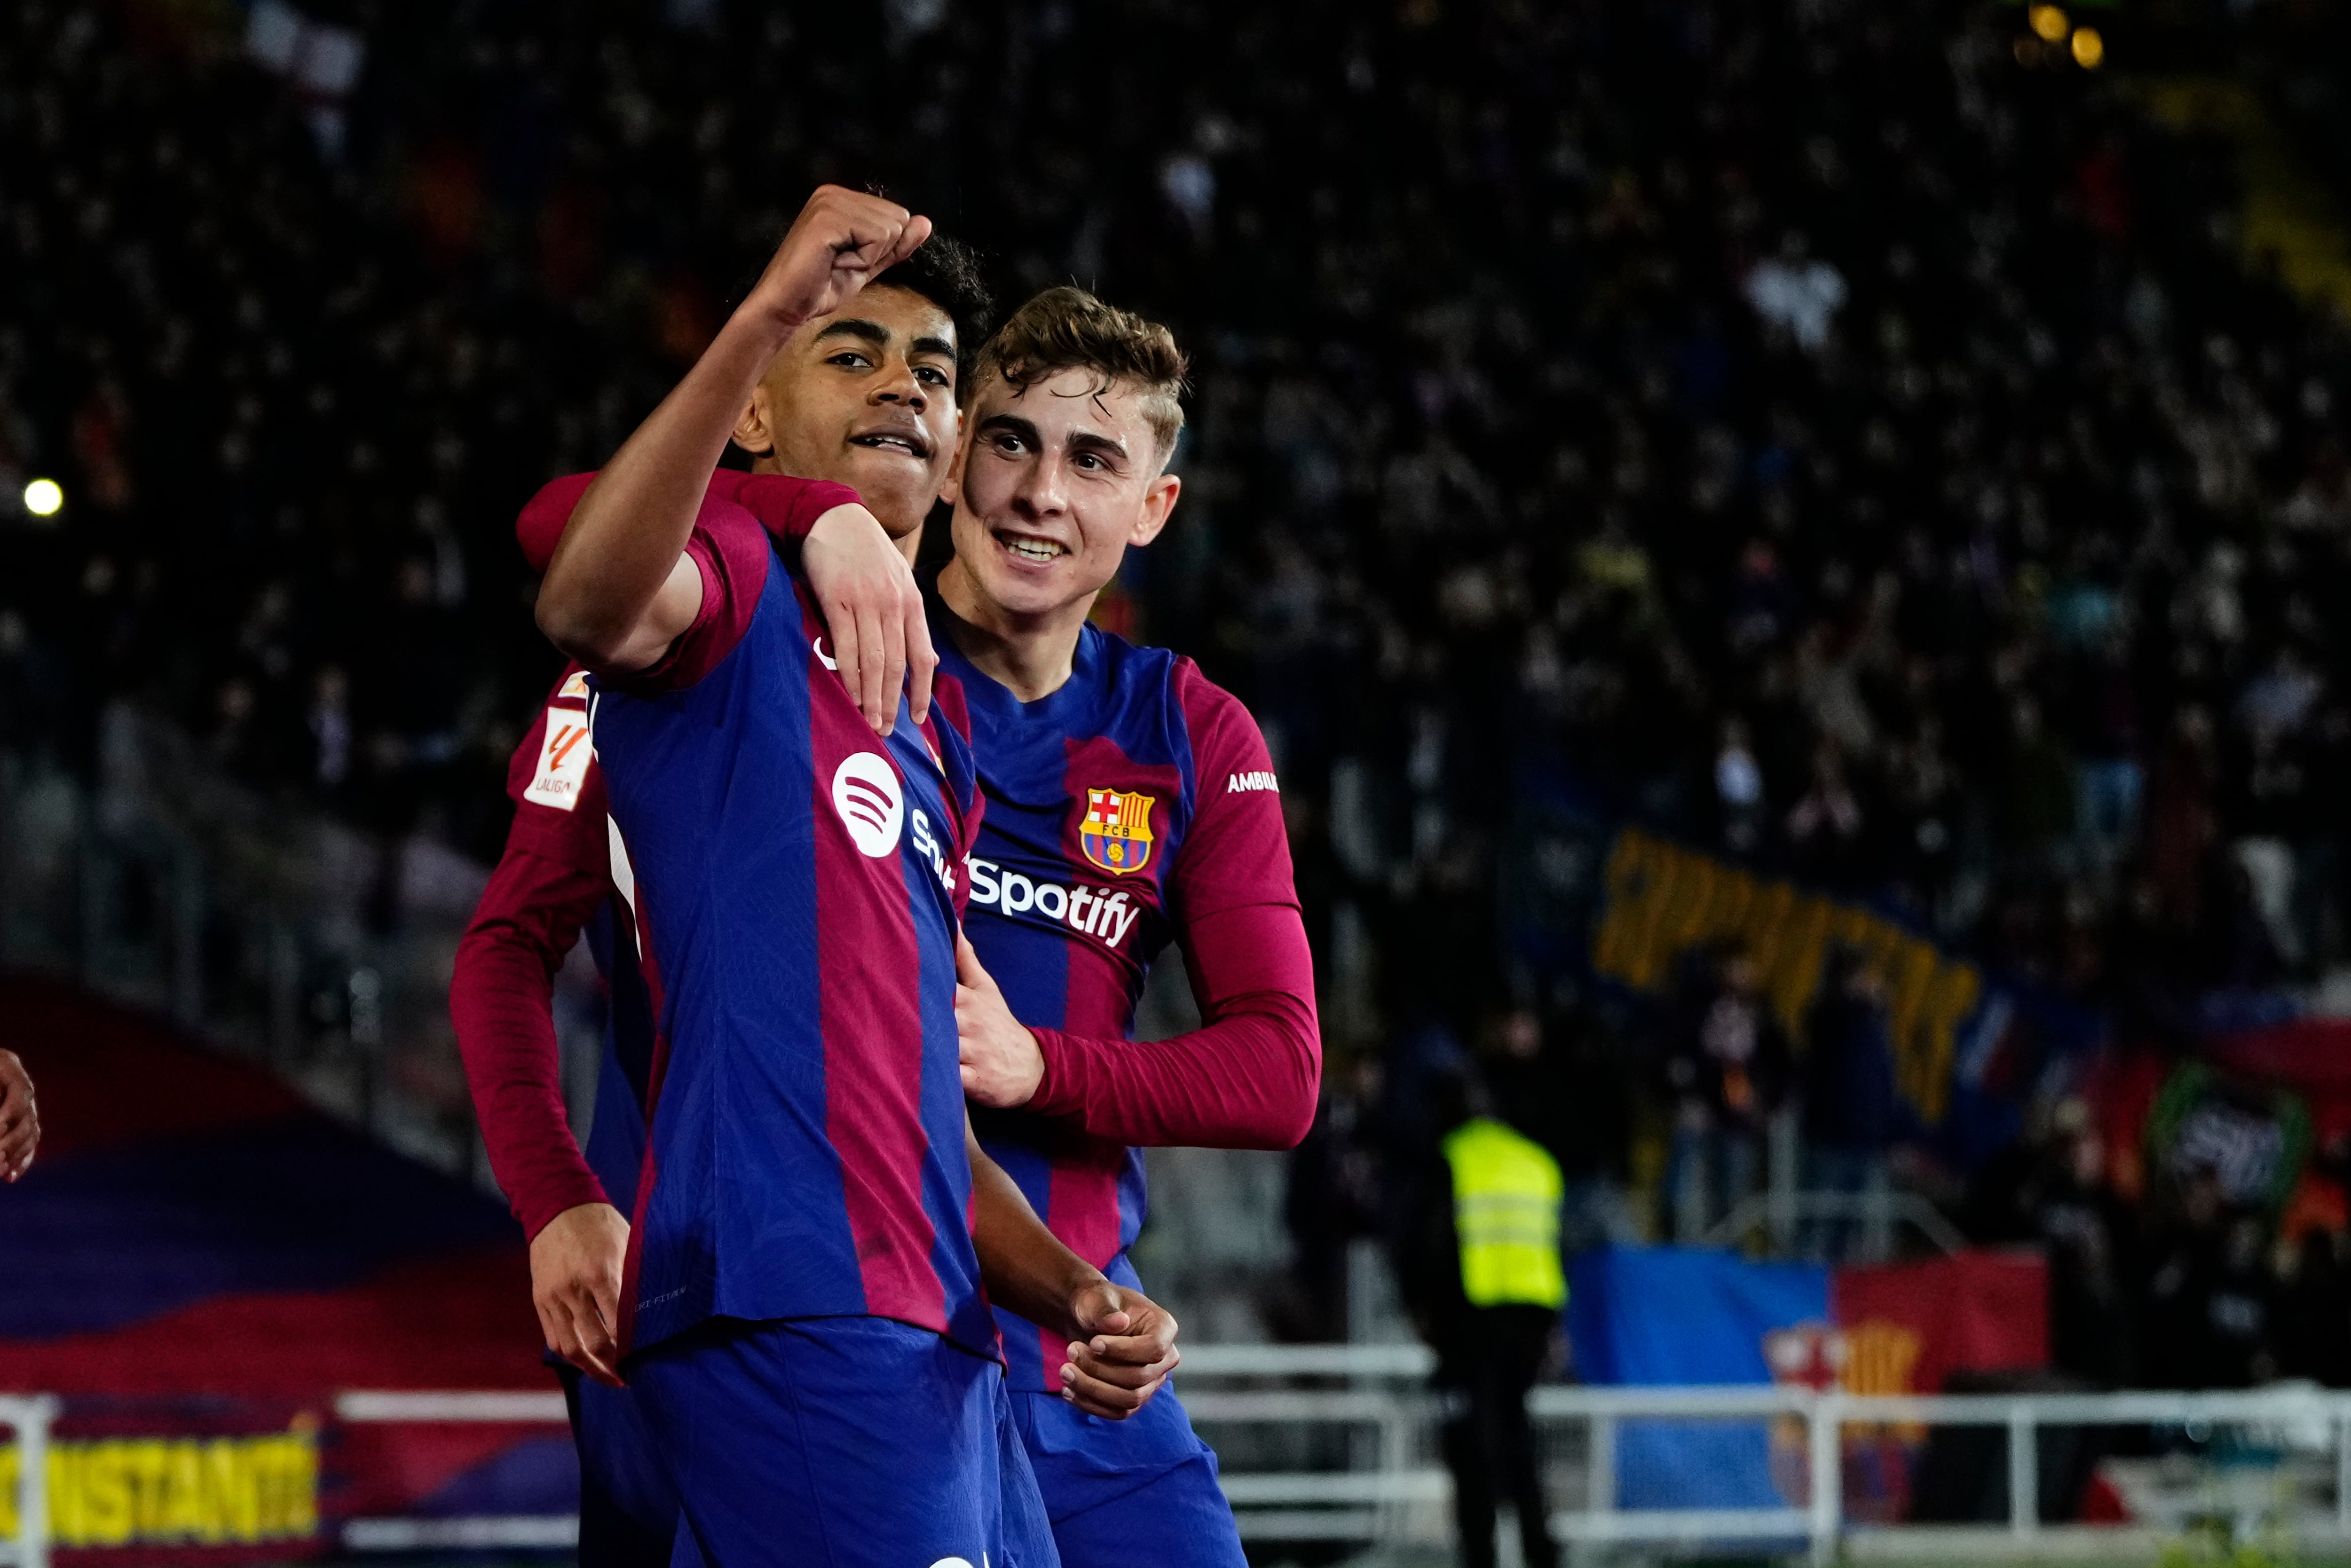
[
  {"left": 916, "top": 366, "right": 949, "bottom": 386},
  {"left": 827, "top": 352, "right": 871, "bottom": 369}
]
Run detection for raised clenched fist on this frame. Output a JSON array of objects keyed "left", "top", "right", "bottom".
[{"left": 742, "top": 186, "right": 933, "bottom": 338}]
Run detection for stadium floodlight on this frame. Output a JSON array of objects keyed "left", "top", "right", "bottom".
[
  {"left": 22, "top": 478, "right": 63, "bottom": 518},
  {"left": 2070, "top": 26, "right": 2104, "bottom": 67},
  {"left": 2028, "top": 3, "right": 2068, "bottom": 40}
]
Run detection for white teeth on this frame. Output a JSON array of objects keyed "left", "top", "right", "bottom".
[{"left": 1004, "top": 538, "right": 1061, "bottom": 561}]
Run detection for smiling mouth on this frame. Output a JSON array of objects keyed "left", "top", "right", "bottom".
[
  {"left": 995, "top": 531, "right": 1067, "bottom": 563},
  {"left": 850, "top": 431, "right": 931, "bottom": 458}
]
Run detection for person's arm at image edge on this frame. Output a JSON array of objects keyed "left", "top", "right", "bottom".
[{"left": 0, "top": 1049, "right": 38, "bottom": 1182}]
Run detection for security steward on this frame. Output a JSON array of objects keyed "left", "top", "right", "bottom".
[{"left": 1402, "top": 1067, "right": 1565, "bottom": 1568}]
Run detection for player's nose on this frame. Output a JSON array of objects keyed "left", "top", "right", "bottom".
[
  {"left": 1012, "top": 452, "right": 1070, "bottom": 517},
  {"left": 869, "top": 360, "right": 927, "bottom": 410}
]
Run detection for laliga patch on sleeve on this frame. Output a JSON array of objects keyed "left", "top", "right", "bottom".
[{"left": 524, "top": 709, "right": 594, "bottom": 811}]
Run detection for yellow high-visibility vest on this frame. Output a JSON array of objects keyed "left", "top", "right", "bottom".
[{"left": 1442, "top": 1117, "right": 1568, "bottom": 1309}]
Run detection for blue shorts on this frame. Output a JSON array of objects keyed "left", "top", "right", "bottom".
[
  {"left": 559, "top": 1365, "right": 684, "bottom": 1568},
  {"left": 1011, "top": 1388, "right": 1246, "bottom": 1568},
  {"left": 626, "top": 1316, "right": 1057, "bottom": 1568}
]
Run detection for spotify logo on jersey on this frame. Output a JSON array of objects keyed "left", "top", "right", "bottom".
[{"left": 830, "top": 753, "right": 904, "bottom": 857}]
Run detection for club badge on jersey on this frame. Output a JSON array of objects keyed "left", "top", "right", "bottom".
[{"left": 1079, "top": 788, "right": 1157, "bottom": 876}]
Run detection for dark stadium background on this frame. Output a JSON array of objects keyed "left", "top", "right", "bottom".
[{"left": 8, "top": 0, "right": 2351, "bottom": 1560}]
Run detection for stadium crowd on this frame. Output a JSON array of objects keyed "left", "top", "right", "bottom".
[{"left": 4, "top": 0, "right": 2351, "bottom": 1387}]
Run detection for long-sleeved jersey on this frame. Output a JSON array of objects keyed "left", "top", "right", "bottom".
[
  {"left": 451, "top": 467, "right": 854, "bottom": 1248},
  {"left": 473, "top": 476, "right": 989, "bottom": 1359},
  {"left": 934, "top": 608, "right": 1321, "bottom": 1387},
  {"left": 451, "top": 666, "right": 653, "bottom": 1241}
]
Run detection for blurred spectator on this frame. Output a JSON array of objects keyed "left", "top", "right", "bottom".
[
  {"left": 308, "top": 666, "right": 353, "bottom": 793},
  {"left": 2280, "top": 1226, "right": 2351, "bottom": 1387},
  {"left": 1995, "top": 697, "right": 2079, "bottom": 880},
  {"left": 2142, "top": 1168, "right": 2286, "bottom": 1389},
  {"left": 2145, "top": 707, "right": 2221, "bottom": 934},
  {"left": 1799, "top": 945, "right": 1898, "bottom": 1263},
  {"left": 1665, "top": 943, "right": 1789, "bottom": 1241},
  {"left": 2197, "top": 1210, "right": 2284, "bottom": 1387},
  {"left": 2072, "top": 634, "right": 2145, "bottom": 884},
  {"left": 1278, "top": 1055, "right": 1387, "bottom": 1342},
  {"left": 1785, "top": 740, "right": 1866, "bottom": 887},
  {"left": 1484, "top": 1000, "right": 1639, "bottom": 1254},
  {"left": 1713, "top": 716, "right": 1767, "bottom": 856},
  {"left": 2030, "top": 1105, "right": 2139, "bottom": 1387},
  {"left": 1743, "top": 232, "right": 1847, "bottom": 355}
]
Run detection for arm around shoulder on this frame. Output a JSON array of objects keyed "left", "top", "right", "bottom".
[{"left": 537, "top": 546, "right": 708, "bottom": 677}]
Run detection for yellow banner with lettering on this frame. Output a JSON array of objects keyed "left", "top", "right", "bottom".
[
  {"left": 0, "top": 1425, "right": 318, "bottom": 1548},
  {"left": 1590, "top": 828, "right": 1983, "bottom": 1123}
]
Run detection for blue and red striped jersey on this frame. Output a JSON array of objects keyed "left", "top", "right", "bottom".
[
  {"left": 586, "top": 490, "right": 991, "bottom": 1359},
  {"left": 941, "top": 612, "right": 1305, "bottom": 1390}
]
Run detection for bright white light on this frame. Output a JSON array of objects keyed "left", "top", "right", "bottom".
[{"left": 22, "top": 479, "right": 63, "bottom": 518}]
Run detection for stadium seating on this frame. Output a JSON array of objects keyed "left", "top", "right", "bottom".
[{"left": 3, "top": 0, "right": 2351, "bottom": 1401}]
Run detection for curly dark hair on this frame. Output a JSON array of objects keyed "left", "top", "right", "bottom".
[{"left": 875, "top": 233, "right": 994, "bottom": 399}]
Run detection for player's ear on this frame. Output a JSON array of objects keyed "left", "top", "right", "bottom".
[
  {"left": 1128, "top": 472, "right": 1180, "bottom": 547},
  {"left": 935, "top": 407, "right": 965, "bottom": 505},
  {"left": 733, "top": 389, "right": 775, "bottom": 457},
  {"left": 940, "top": 422, "right": 972, "bottom": 508}
]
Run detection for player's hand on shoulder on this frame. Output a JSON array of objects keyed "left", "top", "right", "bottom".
[
  {"left": 1059, "top": 1282, "right": 1180, "bottom": 1419},
  {"left": 955, "top": 934, "right": 1044, "bottom": 1108},
  {"left": 0, "top": 1048, "right": 38, "bottom": 1182},
  {"left": 805, "top": 501, "right": 934, "bottom": 734},
  {"left": 743, "top": 187, "right": 932, "bottom": 339},
  {"left": 529, "top": 1201, "right": 631, "bottom": 1388}
]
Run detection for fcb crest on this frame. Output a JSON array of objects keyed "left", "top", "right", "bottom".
[{"left": 1080, "top": 788, "right": 1157, "bottom": 876}]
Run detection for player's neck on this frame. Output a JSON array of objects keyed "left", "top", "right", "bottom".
[
  {"left": 750, "top": 453, "right": 923, "bottom": 563},
  {"left": 934, "top": 557, "right": 1086, "bottom": 703}
]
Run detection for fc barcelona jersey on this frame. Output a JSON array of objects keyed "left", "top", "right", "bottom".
[
  {"left": 587, "top": 494, "right": 991, "bottom": 1359},
  {"left": 938, "top": 603, "right": 1297, "bottom": 1390}
]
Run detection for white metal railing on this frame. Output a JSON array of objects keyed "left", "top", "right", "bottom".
[
  {"left": 1181, "top": 1343, "right": 1434, "bottom": 1378},
  {"left": 331, "top": 1390, "right": 574, "bottom": 1552},
  {"left": 1173, "top": 1348, "right": 2351, "bottom": 1559},
  {"left": 10, "top": 1366, "right": 2328, "bottom": 1559},
  {"left": 333, "top": 1390, "right": 568, "bottom": 1423},
  {"left": 0, "top": 1395, "right": 61, "bottom": 1568}
]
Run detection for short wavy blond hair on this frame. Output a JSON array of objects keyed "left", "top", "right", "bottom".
[{"left": 973, "top": 285, "right": 1190, "bottom": 467}]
